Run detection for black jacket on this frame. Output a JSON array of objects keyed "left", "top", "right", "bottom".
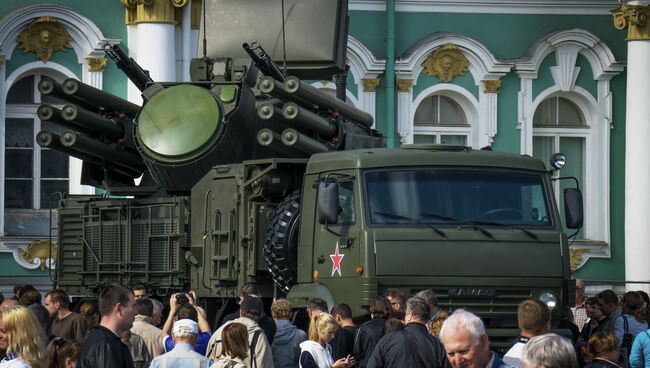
[
  {"left": 354, "top": 318, "right": 387, "bottom": 368},
  {"left": 77, "top": 325, "right": 134, "bottom": 368},
  {"left": 366, "top": 322, "right": 451, "bottom": 368},
  {"left": 221, "top": 310, "right": 277, "bottom": 345},
  {"left": 331, "top": 325, "right": 359, "bottom": 360}
]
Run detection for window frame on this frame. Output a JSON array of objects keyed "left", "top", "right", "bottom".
[
  {"left": 531, "top": 91, "right": 601, "bottom": 245},
  {"left": 4, "top": 72, "right": 70, "bottom": 210},
  {"left": 413, "top": 93, "right": 472, "bottom": 146}
]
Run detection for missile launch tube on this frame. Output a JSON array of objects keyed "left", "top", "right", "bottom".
[
  {"left": 60, "top": 130, "right": 146, "bottom": 172},
  {"left": 257, "top": 102, "right": 284, "bottom": 121},
  {"left": 280, "top": 128, "right": 329, "bottom": 154},
  {"left": 38, "top": 77, "right": 96, "bottom": 111},
  {"left": 256, "top": 128, "right": 304, "bottom": 157},
  {"left": 258, "top": 76, "right": 315, "bottom": 110},
  {"left": 281, "top": 102, "right": 337, "bottom": 138},
  {"left": 61, "top": 105, "right": 124, "bottom": 141},
  {"left": 37, "top": 131, "right": 141, "bottom": 178},
  {"left": 283, "top": 76, "right": 374, "bottom": 127},
  {"left": 62, "top": 78, "right": 140, "bottom": 117},
  {"left": 37, "top": 104, "right": 97, "bottom": 137}
]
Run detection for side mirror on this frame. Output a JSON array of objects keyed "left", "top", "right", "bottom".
[
  {"left": 564, "top": 188, "right": 583, "bottom": 229},
  {"left": 317, "top": 181, "right": 338, "bottom": 225}
]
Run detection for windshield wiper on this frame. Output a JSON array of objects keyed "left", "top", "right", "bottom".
[
  {"left": 419, "top": 212, "right": 493, "bottom": 239},
  {"left": 456, "top": 223, "right": 494, "bottom": 239},
  {"left": 419, "top": 212, "right": 460, "bottom": 223},
  {"left": 467, "top": 219, "right": 538, "bottom": 240},
  {"left": 420, "top": 212, "right": 537, "bottom": 240},
  {"left": 373, "top": 211, "right": 447, "bottom": 239}
]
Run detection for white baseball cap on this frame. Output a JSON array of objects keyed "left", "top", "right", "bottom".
[{"left": 172, "top": 319, "right": 199, "bottom": 335}]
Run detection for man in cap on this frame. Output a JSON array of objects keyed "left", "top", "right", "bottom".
[
  {"left": 217, "top": 282, "right": 276, "bottom": 344},
  {"left": 207, "top": 295, "right": 274, "bottom": 368},
  {"left": 150, "top": 319, "right": 212, "bottom": 368}
]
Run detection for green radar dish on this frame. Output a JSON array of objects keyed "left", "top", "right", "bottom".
[{"left": 137, "top": 85, "right": 221, "bottom": 157}]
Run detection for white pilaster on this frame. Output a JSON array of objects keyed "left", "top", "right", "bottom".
[
  {"left": 481, "top": 91, "right": 498, "bottom": 146},
  {"left": 397, "top": 88, "right": 413, "bottom": 144},
  {"left": 625, "top": 40, "right": 650, "bottom": 289},
  {"left": 518, "top": 78, "right": 534, "bottom": 155}
]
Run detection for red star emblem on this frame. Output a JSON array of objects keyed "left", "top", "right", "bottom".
[{"left": 330, "top": 244, "right": 345, "bottom": 276}]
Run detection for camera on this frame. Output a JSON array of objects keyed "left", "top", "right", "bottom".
[{"left": 175, "top": 292, "right": 190, "bottom": 305}]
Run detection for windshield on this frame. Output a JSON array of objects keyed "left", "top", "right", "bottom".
[{"left": 364, "top": 168, "right": 552, "bottom": 227}]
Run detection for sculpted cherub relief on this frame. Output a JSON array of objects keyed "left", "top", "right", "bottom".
[{"left": 421, "top": 43, "right": 470, "bottom": 83}]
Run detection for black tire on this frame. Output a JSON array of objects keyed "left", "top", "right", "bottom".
[{"left": 264, "top": 189, "right": 301, "bottom": 293}]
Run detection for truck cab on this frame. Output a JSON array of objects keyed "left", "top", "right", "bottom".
[{"left": 289, "top": 145, "right": 580, "bottom": 347}]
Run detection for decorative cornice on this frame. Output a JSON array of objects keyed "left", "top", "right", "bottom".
[
  {"left": 514, "top": 29, "right": 624, "bottom": 81},
  {"left": 482, "top": 80, "right": 501, "bottom": 93},
  {"left": 362, "top": 78, "right": 380, "bottom": 92},
  {"left": 349, "top": 1, "right": 621, "bottom": 15},
  {"left": 86, "top": 57, "right": 108, "bottom": 72},
  {"left": 191, "top": 0, "right": 201, "bottom": 29},
  {"left": 612, "top": 3, "right": 650, "bottom": 41},
  {"left": 397, "top": 78, "right": 413, "bottom": 92},
  {"left": 121, "top": 0, "right": 189, "bottom": 25},
  {"left": 17, "top": 16, "right": 72, "bottom": 63}
]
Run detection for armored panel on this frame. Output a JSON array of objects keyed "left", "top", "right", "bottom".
[{"left": 55, "top": 196, "right": 190, "bottom": 296}]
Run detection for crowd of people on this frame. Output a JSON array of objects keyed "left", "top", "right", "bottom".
[{"left": 0, "top": 281, "right": 649, "bottom": 368}]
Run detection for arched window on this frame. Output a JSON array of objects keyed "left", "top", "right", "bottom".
[
  {"left": 5, "top": 73, "right": 69, "bottom": 210},
  {"left": 532, "top": 96, "right": 587, "bottom": 238},
  {"left": 413, "top": 94, "right": 469, "bottom": 145}
]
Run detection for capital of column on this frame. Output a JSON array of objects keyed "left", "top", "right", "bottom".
[
  {"left": 86, "top": 57, "right": 108, "bottom": 72},
  {"left": 121, "top": 0, "right": 188, "bottom": 25},
  {"left": 482, "top": 80, "right": 501, "bottom": 94},
  {"left": 397, "top": 79, "right": 413, "bottom": 92},
  {"left": 612, "top": 3, "right": 650, "bottom": 41},
  {"left": 362, "top": 78, "right": 380, "bottom": 92}
]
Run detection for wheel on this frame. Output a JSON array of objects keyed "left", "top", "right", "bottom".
[
  {"left": 264, "top": 189, "right": 301, "bottom": 293},
  {"left": 480, "top": 208, "right": 523, "bottom": 220}
]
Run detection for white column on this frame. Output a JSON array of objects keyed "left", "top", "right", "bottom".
[
  {"left": 625, "top": 40, "right": 650, "bottom": 289},
  {"left": 137, "top": 23, "right": 176, "bottom": 82},
  {"left": 126, "top": 24, "right": 142, "bottom": 104},
  {"left": 181, "top": 4, "right": 191, "bottom": 82}
]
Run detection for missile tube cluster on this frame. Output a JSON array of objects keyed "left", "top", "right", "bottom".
[{"left": 255, "top": 76, "right": 375, "bottom": 156}]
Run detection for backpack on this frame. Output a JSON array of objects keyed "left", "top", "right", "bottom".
[{"left": 621, "top": 316, "right": 634, "bottom": 357}]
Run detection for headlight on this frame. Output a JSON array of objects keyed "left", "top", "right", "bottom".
[
  {"left": 539, "top": 291, "right": 558, "bottom": 309},
  {"left": 550, "top": 153, "right": 566, "bottom": 170}
]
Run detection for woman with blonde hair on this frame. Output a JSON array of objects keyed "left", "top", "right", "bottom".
[
  {"left": 582, "top": 332, "right": 622, "bottom": 367},
  {"left": 299, "top": 313, "right": 354, "bottom": 368},
  {"left": 0, "top": 305, "right": 47, "bottom": 368},
  {"left": 211, "top": 323, "right": 248, "bottom": 368}
]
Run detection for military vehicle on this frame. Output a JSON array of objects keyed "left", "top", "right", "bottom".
[{"left": 40, "top": 0, "right": 582, "bottom": 345}]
